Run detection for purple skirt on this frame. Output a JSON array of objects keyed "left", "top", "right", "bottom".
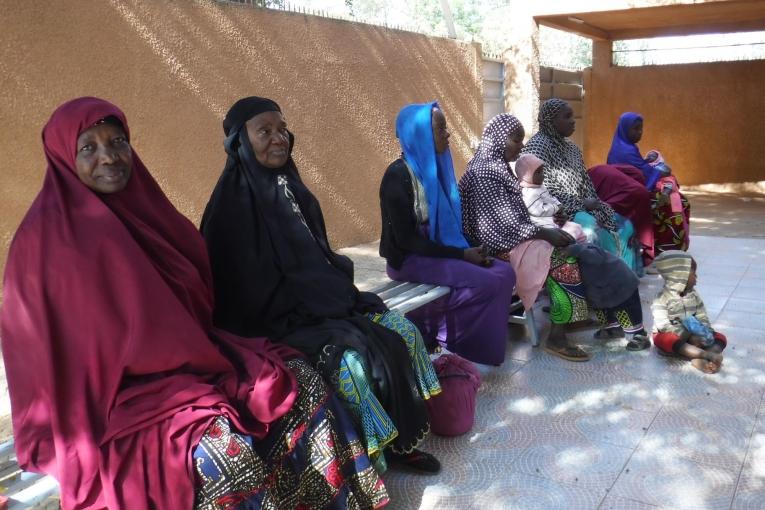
[{"left": 387, "top": 255, "right": 515, "bottom": 366}]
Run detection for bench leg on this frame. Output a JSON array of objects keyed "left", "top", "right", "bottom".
[{"left": 526, "top": 308, "right": 541, "bottom": 347}]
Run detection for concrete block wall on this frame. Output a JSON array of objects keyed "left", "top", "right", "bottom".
[{"left": 539, "top": 66, "right": 585, "bottom": 149}]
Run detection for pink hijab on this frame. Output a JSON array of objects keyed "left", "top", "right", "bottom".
[
  {"left": 1, "top": 98, "right": 298, "bottom": 509},
  {"left": 514, "top": 153, "right": 545, "bottom": 188}
]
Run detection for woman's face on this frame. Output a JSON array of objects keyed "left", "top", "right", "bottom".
[
  {"left": 552, "top": 104, "right": 576, "bottom": 138},
  {"left": 431, "top": 108, "right": 451, "bottom": 154},
  {"left": 503, "top": 126, "right": 525, "bottom": 162},
  {"left": 246, "top": 111, "right": 290, "bottom": 169},
  {"left": 627, "top": 119, "right": 643, "bottom": 144},
  {"left": 75, "top": 122, "right": 133, "bottom": 194}
]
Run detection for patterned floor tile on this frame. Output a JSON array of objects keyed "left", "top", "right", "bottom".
[
  {"left": 474, "top": 471, "right": 604, "bottom": 510},
  {"left": 724, "top": 298, "right": 765, "bottom": 315},
  {"left": 715, "top": 310, "right": 765, "bottom": 331},
  {"left": 564, "top": 407, "right": 657, "bottom": 449},
  {"left": 505, "top": 338, "right": 542, "bottom": 363},
  {"left": 731, "top": 431, "right": 765, "bottom": 509},
  {"left": 511, "top": 436, "right": 633, "bottom": 492},
  {"left": 734, "top": 276, "right": 765, "bottom": 290},
  {"left": 609, "top": 454, "right": 738, "bottom": 509},
  {"left": 598, "top": 494, "right": 663, "bottom": 509},
  {"left": 637, "top": 406, "right": 753, "bottom": 470},
  {"left": 694, "top": 282, "right": 738, "bottom": 298}
]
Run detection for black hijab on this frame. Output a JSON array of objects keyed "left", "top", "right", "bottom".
[
  {"left": 201, "top": 97, "right": 384, "bottom": 337},
  {"left": 201, "top": 97, "right": 428, "bottom": 453}
]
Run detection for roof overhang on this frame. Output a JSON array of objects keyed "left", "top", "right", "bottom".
[{"left": 534, "top": 0, "right": 765, "bottom": 41}]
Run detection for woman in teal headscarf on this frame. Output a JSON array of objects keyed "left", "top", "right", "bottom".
[{"left": 378, "top": 101, "right": 516, "bottom": 366}]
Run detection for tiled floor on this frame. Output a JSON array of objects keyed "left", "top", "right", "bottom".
[{"left": 340, "top": 236, "right": 765, "bottom": 510}]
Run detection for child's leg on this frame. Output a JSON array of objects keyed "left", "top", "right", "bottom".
[
  {"left": 665, "top": 333, "right": 723, "bottom": 373},
  {"left": 593, "top": 309, "right": 622, "bottom": 339},
  {"left": 700, "top": 332, "right": 727, "bottom": 371},
  {"left": 611, "top": 290, "right": 649, "bottom": 350},
  {"left": 677, "top": 342, "right": 723, "bottom": 373}
]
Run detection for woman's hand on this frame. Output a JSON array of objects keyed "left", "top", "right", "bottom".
[
  {"left": 582, "top": 197, "right": 600, "bottom": 211},
  {"left": 463, "top": 245, "right": 493, "bottom": 267},
  {"left": 536, "top": 228, "right": 575, "bottom": 248}
]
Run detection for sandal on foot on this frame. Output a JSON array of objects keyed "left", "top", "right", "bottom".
[
  {"left": 626, "top": 334, "right": 651, "bottom": 351},
  {"left": 385, "top": 449, "right": 441, "bottom": 474},
  {"left": 542, "top": 344, "right": 593, "bottom": 362},
  {"left": 594, "top": 326, "right": 624, "bottom": 340}
]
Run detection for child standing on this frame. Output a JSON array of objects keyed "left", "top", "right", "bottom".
[
  {"left": 515, "top": 154, "right": 587, "bottom": 243},
  {"left": 652, "top": 251, "right": 727, "bottom": 373}
]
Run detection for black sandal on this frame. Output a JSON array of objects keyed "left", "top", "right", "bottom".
[
  {"left": 626, "top": 334, "right": 651, "bottom": 351},
  {"left": 385, "top": 448, "right": 441, "bottom": 474},
  {"left": 594, "top": 326, "right": 624, "bottom": 340}
]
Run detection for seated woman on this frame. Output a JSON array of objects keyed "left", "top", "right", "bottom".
[
  {"left": 460, "top": 113, "right": 650, "bottom": 362},
  {"left": 379, "top": 101, "right": 516, "bottom": 367},
  {"left": 607, "top": 112, "right": 691, "bottom": 254},
  {"left": 522, "top": 99, "right": 639, "bottom": 273},
  {"left": 1, "top": 97, "right": 388, "bottom": 509},
  {"left": 588, "top": 163, "right": 654, "bottom": 268},
  {"left": 201, "top": 97, "right": 441, "bottom": 474}
]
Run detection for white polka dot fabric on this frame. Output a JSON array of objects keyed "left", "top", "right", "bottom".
[
  {"left": 459, "top": 113, "right": 540, "bottom": 255},
  {"left": 521, "top": 99, "right": 617, "bottom": 231}
]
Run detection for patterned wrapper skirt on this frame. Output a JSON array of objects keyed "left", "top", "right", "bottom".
[
  {"left": 545, "top": 249, "right": 590, "bottom": 325},
  {"left": 652, "top": 191, "right": 690, "bottom": 253},
  {"left": 193, "top": 358, "right": 390, "bottom": 510},
  {"left": 332, "top": 311, "right": 441, "bottom": 469}
]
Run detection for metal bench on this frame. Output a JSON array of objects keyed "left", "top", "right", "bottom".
[
  {"left": 371, "top": 280, "right": 451, "bottom": 315},
  {"left": 373, "top": 280, "right": 540, "bottom": 347},
  {"left": 0, "top": 440, "right": 59, "bottom": 509},
  {"left": 508, "top": 298, "right": 541, "bottom": 347}
]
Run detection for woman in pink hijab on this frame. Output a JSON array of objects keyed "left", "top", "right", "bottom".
[{"left": 0, "top": 97, "right": 388, "bottom": 509}]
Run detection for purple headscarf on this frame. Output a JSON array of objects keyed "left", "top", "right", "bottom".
[{"left": 606, "top": 112, "right": 661, "bottom": 190}]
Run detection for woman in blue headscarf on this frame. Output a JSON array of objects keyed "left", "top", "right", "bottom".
[
  {"left": 379, "top": 101, "right": 516, "bottom": 366},
  {"left": 607, "top": 112, "right": 691, "bottom": 254}
]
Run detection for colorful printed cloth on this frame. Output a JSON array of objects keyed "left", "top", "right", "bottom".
[
  {"left": 545, "top": 249, "right": 590, "bottom": 325},
  {"left": 652, "top": 189, "right": 691, "bottom": 253},
  {"left": 194, "top": 359, "right": 390, "bottom": 510},
  {"left": 331, "top": 311, "right": 441, "bottom": 465}
]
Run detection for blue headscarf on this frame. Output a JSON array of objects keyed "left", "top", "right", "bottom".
[
  {"left": 606, "top": 112, "right": 661, "bottom": 190},
  {"left": 396, "top": 101, "right": 469, "bottom": 248}
]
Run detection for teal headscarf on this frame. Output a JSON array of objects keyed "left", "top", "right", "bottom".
[{"left": 395, "top": 101, "right": 469, "bottom": 249}]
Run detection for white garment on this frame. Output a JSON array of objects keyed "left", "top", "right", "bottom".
[
  {"left": 521, "top": 185, "right": 560, "bottom": 228},
  {"left": 521, "top": 185, "right": 587, "bottom": 242}
]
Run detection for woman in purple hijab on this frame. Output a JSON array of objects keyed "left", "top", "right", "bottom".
[{"left": 606, "top": 112, "right": 691, "bottom": 254}]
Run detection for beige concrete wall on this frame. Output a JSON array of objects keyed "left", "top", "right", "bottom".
[
  {"left": 0, "top": 0, "right": 483, "bottom": 275},
  {"left": 584, "top": 41, "right": 765, "bottom": 185}
]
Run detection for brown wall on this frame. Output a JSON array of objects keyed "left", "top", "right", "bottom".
[
  {"left": 0, "top": 0, "right": 482, "bottom": 275},
  {"left": 584, "top": 42, "right": 765, "bottom": 185}
]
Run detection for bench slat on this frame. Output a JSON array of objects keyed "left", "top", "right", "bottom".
[
  {"left": 374, "top": 281, "right": 420, "bottom": 301},
  {"left": 383, "top": 284, "right": 440, "bottom": 310},
  {"left": 8, "top": 475, "right": 58, "bottom": 509},
  {"left": 389, "top": 286, "right": 451, "bottom": 315}
]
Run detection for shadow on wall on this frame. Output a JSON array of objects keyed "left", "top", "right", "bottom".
[{"left": 0, "top": 0, "right": 483, "bottom": 276}]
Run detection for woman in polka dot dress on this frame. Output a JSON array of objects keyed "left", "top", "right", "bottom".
[{"left": 459, "top": 113, "right": 594, "bottom": 361}]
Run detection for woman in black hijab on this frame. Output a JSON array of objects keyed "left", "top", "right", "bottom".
[{"left": 201, "top": 97, "right": 441, "bottom": 473}]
